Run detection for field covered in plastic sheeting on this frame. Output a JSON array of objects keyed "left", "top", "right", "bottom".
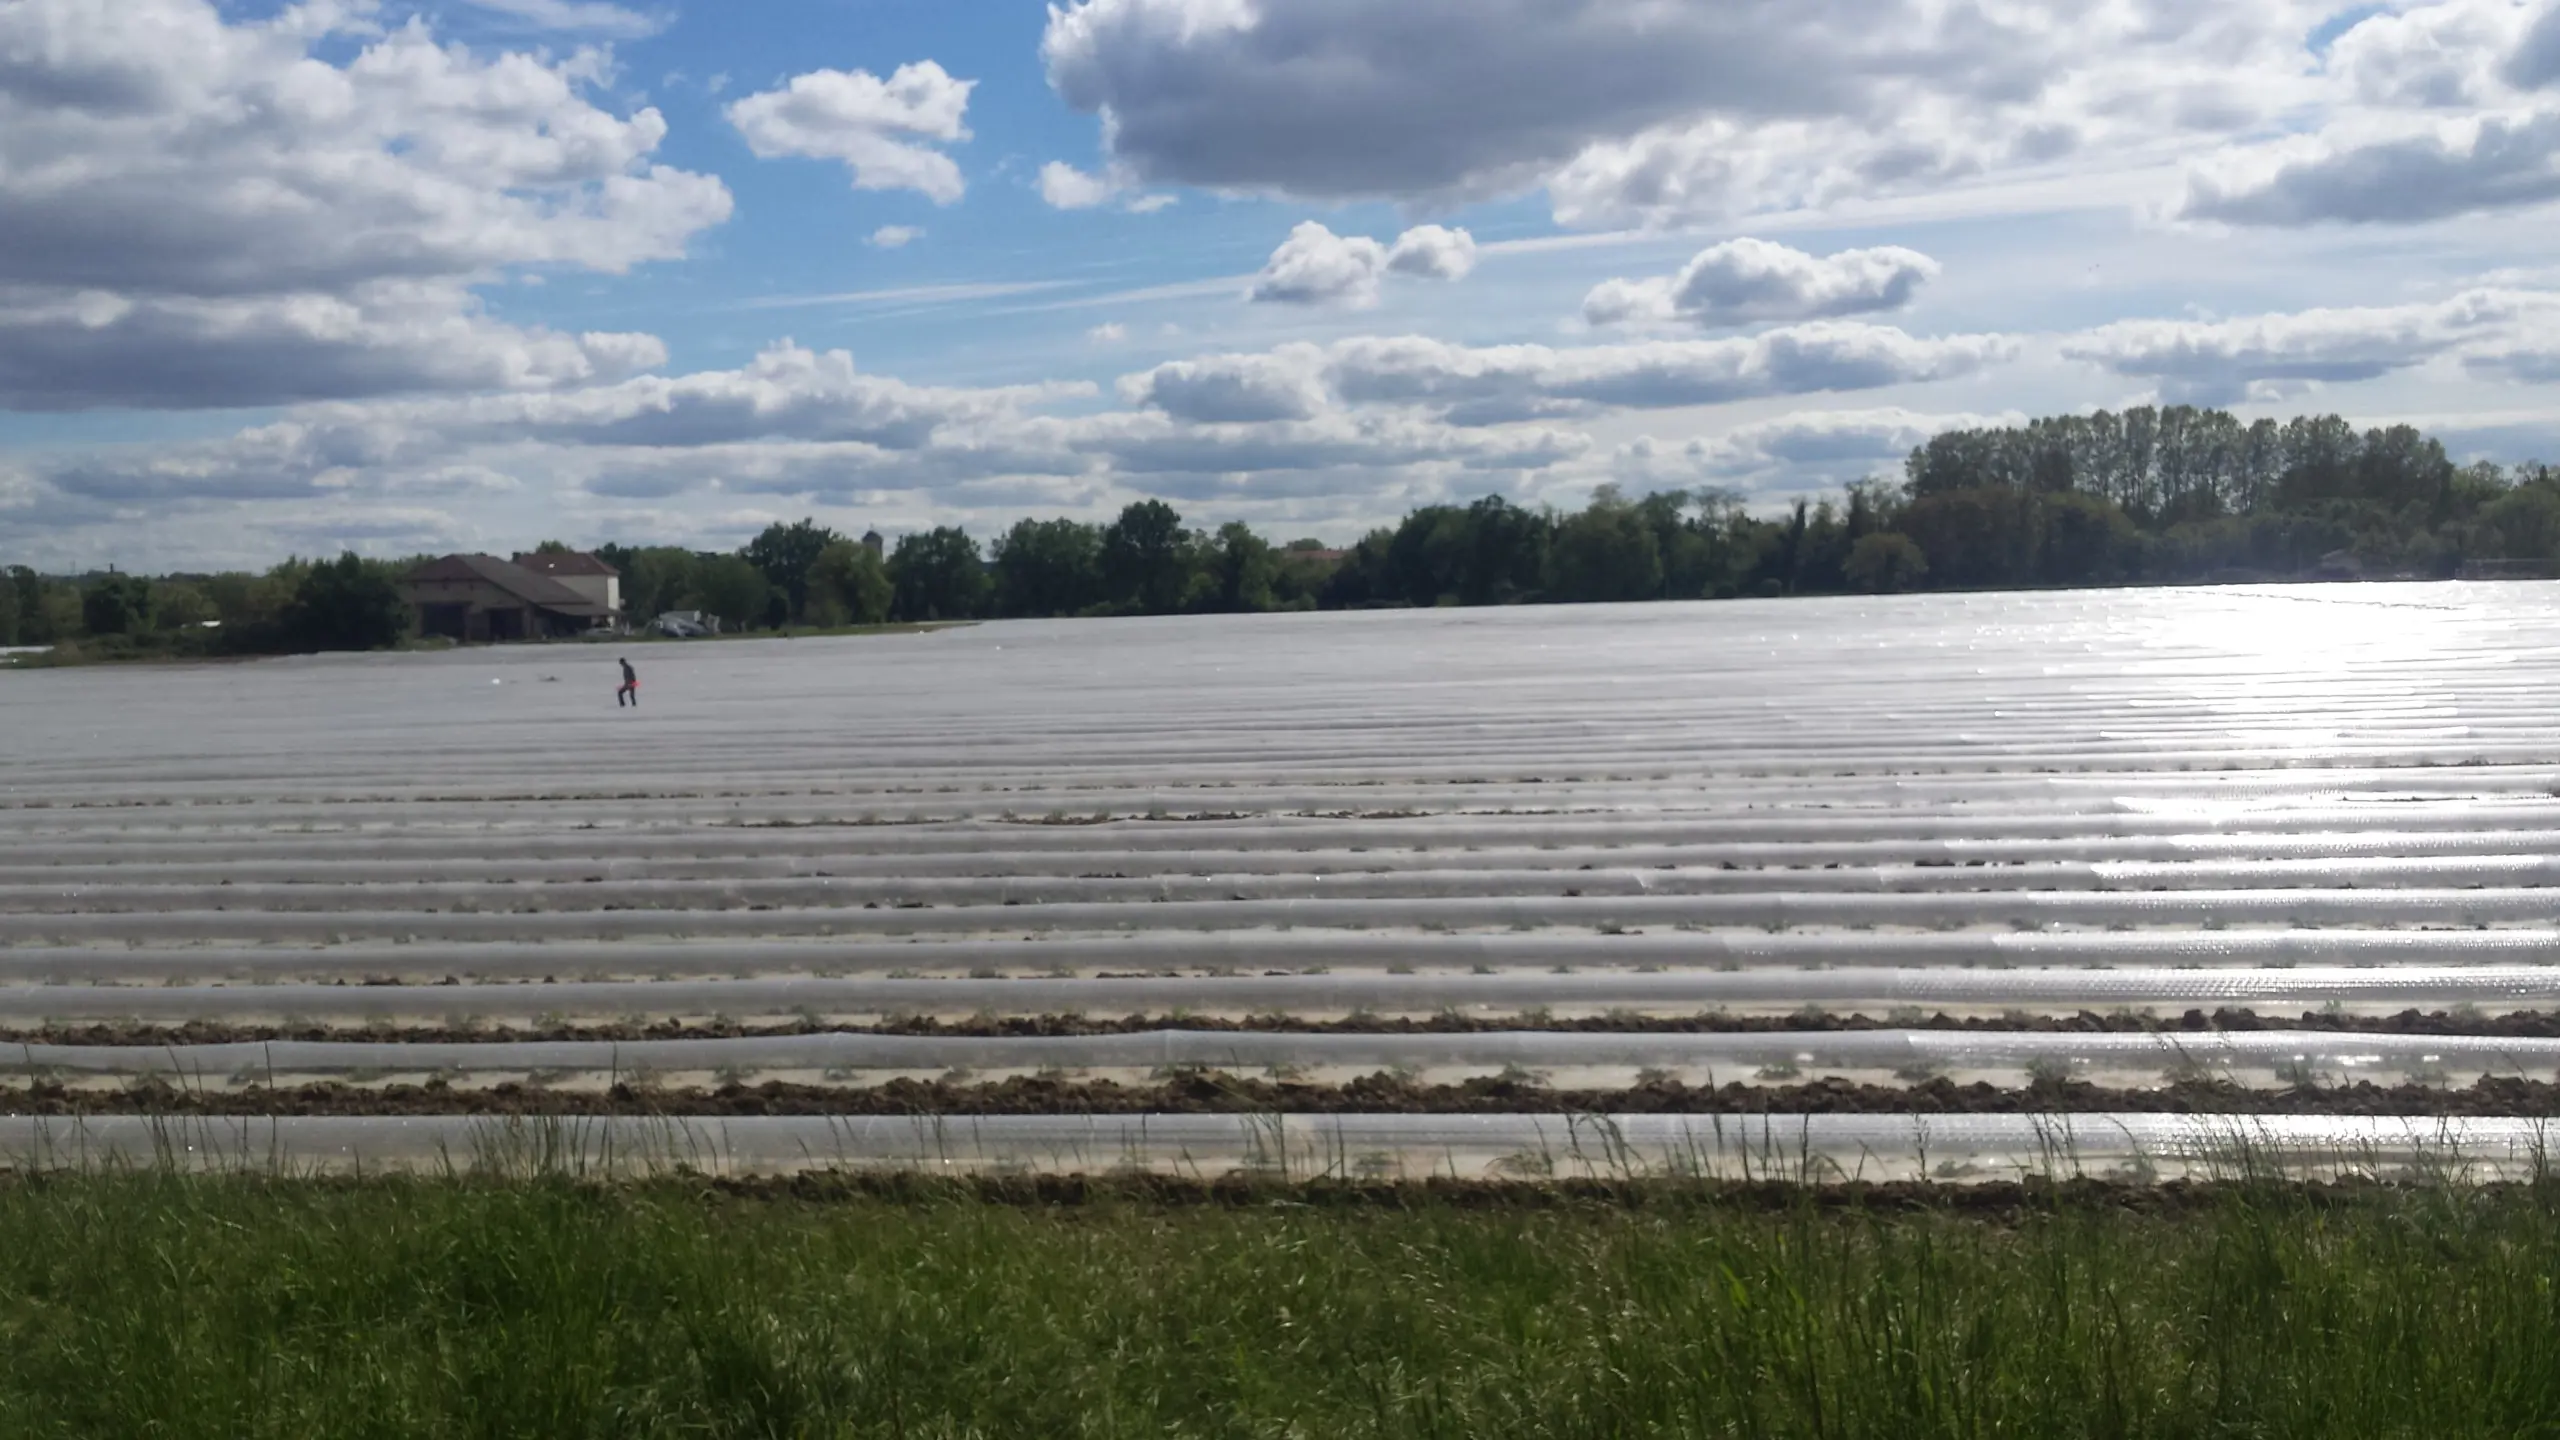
[{"left": 5, "top": 582, "right": 2560, "bottom": 1180}]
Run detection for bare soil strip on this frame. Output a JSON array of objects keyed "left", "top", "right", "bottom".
[
  {"left": 17, "top": 1072, "right": 2560, "bottom": 1118},
  {"left": 7, "top": 1006, "right": 2558, "bottom": 1047},
  {"left": 666, "top": 1170, "right": 2557, "bottom": 1215}
]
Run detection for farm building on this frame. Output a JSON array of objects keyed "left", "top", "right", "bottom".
[
  {"left": 398, "top": 553, "right": 617, "bottom": 642},
  {"left": 512, "top": 550, "right": 622, "bottom": 614}
]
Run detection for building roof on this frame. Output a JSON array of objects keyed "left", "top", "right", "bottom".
[
  {"left": 513, "top": 550, "right": 619, "bottom": 579},
  {"left": 401, "top": 554, "right": 610, "bottom": 617}
]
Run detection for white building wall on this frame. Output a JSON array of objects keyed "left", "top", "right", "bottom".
[{"left": 553, "top": 574, "right": 620, "bottom": 612}]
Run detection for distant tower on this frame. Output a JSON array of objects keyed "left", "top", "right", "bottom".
[{"left": 861, "top": 529, "right": 885, "bottom": 558}]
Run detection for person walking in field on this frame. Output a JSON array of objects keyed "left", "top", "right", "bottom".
[{"left": 617, "top": 657, "right": 638, "bottom": 708}]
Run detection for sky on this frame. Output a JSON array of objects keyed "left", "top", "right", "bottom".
[{"left": 6, "top": 0, "right": 2560, "bottom": 572}]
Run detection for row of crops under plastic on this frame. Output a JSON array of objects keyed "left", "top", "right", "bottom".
[{"left": 3, "top": 586, "right": 2558, "bottom": 1178}]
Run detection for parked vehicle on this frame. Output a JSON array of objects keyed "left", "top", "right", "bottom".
[{"left": 652, "top": 610, "right": 721, "bottom": 638}]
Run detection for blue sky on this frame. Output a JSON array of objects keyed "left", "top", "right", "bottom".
[{"left": 5, "top": 0, "right": 2560, "bottom": 570}]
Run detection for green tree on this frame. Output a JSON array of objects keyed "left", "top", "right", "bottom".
[
  {"left": 2037, "top": 492, "right": 2143, "bottom": 584},
  {"left": 1844, "top": 532, "right": 1930, "bottom": 593},
  {"left": 0, "top": 571, "right": 16, "bottom": 647},
  {"left": 2352, "top": 425, "right": 2455, "bottom": 515},
  {"left": 1547, "top": 488, "right": 1663, "bottom": 603},
  {"left": 1464, "top": 497, "right": 1553, "bottom": 604},
  {"left": 1681, "top": 489, "right": 1762, "bottom": 599},
  {"left": 808, "top": 539, "right": 893, "bottom": 626},
  {"left": 616, "top": 548, "right": 699, "bottom": 623},
  {"left": 1881, "top": 406, "right": 2548, "bottom": 581},
  {"left": 40, "top": 585, "right": 79, "bottom": 643},
  {"left": 1381, "top": 505, "right": 1466, "bottom": 605},
  {"left": 1791, "top": 500, "right": 1855, "bottom": 593},
  {"left": 2470, "top": 474, "right": 2560, "bottom": 560},
  {"left": 742, "top": 518, "right": 845, "bottom": 626},
  {"left": 889, "top": 527, "right": 988, "bottom": 621},
  {"left": 150, "top": 580, "right": 217, "bottom": 631},
  {"left": 6, "top": 567, "right": 41, "bottom": 644},
  {"left": 685, "top": 555, "right": 773, "bottom": 632},
  {"left": 593, "top": 542, "right": 640, "bottom": 588},
  {"left": 82, "top": 573, "right": 153, "bottom": 636},
  {"left": 202, "top": 570, "right": 291, "bottom": 634},
  {"left": 1100, "top": 500, "right": 1191, "bottom": 613},
  {"left": 2447, "top": 460, "right": 2512, "bottom": 519},
  {"left": 284, "top": 553, "right": 408, "bottom": 651},
  {"left": 1203, "top": 522, "right": 1278, "bottom": 613},
  {"left": 1365, "top": 497, "right": 1555, "bottom": 607},
  {"left": 991, "top": 518, "right": 1104, "bottom": 617},
  {"left": 1898, "top": 487, "right": 2037, "bottom": 590},
  {"left": 1271, "top": 546, "right": 1341, "bottom": 609},
  {"left": 1320, "top": 529, "right": 1398, "bottom": 608},
  {"left": 2274, "top": 415, "right": 2361, "bottom": 509}
]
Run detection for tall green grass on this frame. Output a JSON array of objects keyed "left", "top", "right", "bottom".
[{"left": 0, "top": 1174, "right": 2555, "bottom": 1437}]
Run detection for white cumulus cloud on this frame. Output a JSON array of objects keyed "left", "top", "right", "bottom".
[
  {"left": 727, "top": 62, "right": 976, "bottom": 203},
  {"left": 1248, "top": 222, "right": 1479, "bottom": 307},
  {"left": 1037, "top": 160, "right": 1180, "bottom": 212},
  {"left": 1119, "top": 346, "right": 1331, "bottom": 422},
  {"left": 1583, "top": 238, "right": 1940, "bottom": 329},
  {"left": 1038, "top": 161, "right": 1121, "bottom": 209},
  {"left": 1384, "top": 225, "right": 1478, "bottom": 281}
]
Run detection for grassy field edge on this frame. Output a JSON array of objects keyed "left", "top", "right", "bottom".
[{"left": 2, "top": 1169, "right": 2557, "bottom": 1437}]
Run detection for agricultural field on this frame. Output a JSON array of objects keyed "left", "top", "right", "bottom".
[
  {"left": 10, "top": 582, "right": 2560, "bottom": 1435},
  {"left": 4, "top": 582, "right": 2558, "bottom": 1181}
]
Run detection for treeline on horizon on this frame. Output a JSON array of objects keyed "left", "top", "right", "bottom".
[
  {"left": 7, "top": 405, "right": 2558, "bottom": 658},
  {"left": 0, "top": 553, "right": 411, "bottom": 662}
]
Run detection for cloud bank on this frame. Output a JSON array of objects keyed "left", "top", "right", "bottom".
[
  {"left": 2062, "top": 289, "right": 2560, "bottom": 403},
  {"left": 0, "top": 0, "right": 728, "bottom": 410},
  {"left": 1042, "top": 0, "right": 2338, "bottom": 225}
]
